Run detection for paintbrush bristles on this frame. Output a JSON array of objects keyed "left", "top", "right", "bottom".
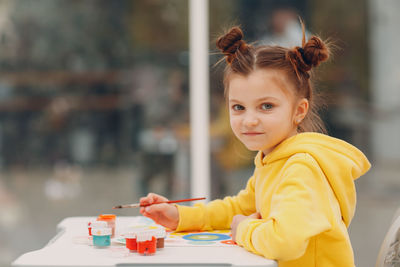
[
  {"left": 112, "top": 203, "right": 141, "bottom": 209},
  {"left": 112, "top": 197, "right": 206, "bottom": 210}
]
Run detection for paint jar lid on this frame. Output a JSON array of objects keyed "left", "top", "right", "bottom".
[
  {"left": 121, "top": 226, "right": 146, "bottom": 238},
  {"left": 97, "top": 214, "right": 116, "bottom": 221},
  {"left": 122, "top": 225, "right": 147, "bottom": 234},
  {"left": 154, "top": 228, "right": 166, "bottom": 238},
  {"left": 136, "top": 229, "right": 157, "bottom": 242},
  {"left": 92, "top": 227, "right": 112, "bottom": 236},
  {"left": 90, "top": 221, "right": 108, "bottom": 229},
  {"left": 124, "top": 232, "right": 137, "bottom": 239}
]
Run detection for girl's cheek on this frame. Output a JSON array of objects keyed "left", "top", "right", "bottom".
[{"left": 230, "top": 118, "right": 241, "bottom": 130}]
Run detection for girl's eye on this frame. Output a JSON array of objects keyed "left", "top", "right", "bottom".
[
  {"left": 232, "top": 104, "right": 245, "bottom": 111},
  {"left": 261, "top": 103, "right": 273, "bottom": 110}
]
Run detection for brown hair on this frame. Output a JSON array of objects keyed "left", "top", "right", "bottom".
[{"left": 216, "top": 22, "right": 330, "bottom": 133}]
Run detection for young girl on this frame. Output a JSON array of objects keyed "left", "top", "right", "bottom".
[{"left": 139, "top": 23, "right": 370, "bottom": 267}]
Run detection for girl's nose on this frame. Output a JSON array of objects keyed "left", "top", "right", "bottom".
[{"left": 243, "top": 113, "right": 259, "bottom": 127}]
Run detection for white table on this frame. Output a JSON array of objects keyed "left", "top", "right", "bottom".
[{"left": 12, "top": 216, "right": 277, "bottom": 267}]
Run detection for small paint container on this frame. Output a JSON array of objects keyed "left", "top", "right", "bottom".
[
  {"left": 154, "top": 228, "right": 166, "bottom": 249},
  {"left": 124, "top": 232, "right": 137, "bottom": 252},
  {"left": 92, "top": 227, "right": 112, "bottom": 247},
  {"left": 136, "top": 230, "right": 157, "bottom": 256},
  {"left": 88, "top": 221, "right": 107, "bottom": 236},
  {"left": 87, "top": 222, "right": 92, "bottom": 236},
  {"left": 97, "top": 214, "right": 116, "bottom": 238}
]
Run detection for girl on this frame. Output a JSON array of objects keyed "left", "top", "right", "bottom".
[{"left": 139, "top": 23, "right": 370, "bottom": 267}]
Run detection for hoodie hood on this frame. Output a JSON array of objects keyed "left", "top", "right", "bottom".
[{"left": 255, "top": 132, "right": 371, "bottom": 227}]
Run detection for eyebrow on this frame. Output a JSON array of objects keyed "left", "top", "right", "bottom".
[
  {"left": 229, "top": 96, "right": 279, "bottom": 103},
  {"left": 257, "top": 96, "right": 279, "bottom": 102}
]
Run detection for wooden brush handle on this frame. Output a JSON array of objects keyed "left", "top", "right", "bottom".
[{"left": 141, "top": 197, "right": 206, "bottom": 207}]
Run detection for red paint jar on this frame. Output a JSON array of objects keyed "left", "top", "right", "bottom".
[
  {"left": 88, "top": 222, "right": 92, "bottom": 236},
  {"left": 125, "top": 233, "right": 137, "bottom": 252},
  {"left": 137, "top": 231, "right": 157, "bottom": 256}
]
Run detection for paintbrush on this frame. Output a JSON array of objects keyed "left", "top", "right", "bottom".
[{"left": 112, "top": 197, "right": 206, "bottom": 209}]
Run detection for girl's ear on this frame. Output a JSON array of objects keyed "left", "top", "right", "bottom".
[{"left": 294, "top": 98, "right": 309, "bottom": 125}]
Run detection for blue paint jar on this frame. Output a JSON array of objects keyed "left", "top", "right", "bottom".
[{"left": 92, "top": 227, "right": 111, "bottom": 247}]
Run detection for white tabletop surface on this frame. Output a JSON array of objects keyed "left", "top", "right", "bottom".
[{"left": 12, "top": 216, "right": 277, "bottom": 267}]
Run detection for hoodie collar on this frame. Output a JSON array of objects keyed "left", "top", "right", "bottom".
[{"left": 254, "top": 133, "right": 302, "bottom": 168}]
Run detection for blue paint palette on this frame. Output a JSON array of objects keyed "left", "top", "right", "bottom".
[{"left": 182, "top": 233, "right": 231, "bottom": 242}]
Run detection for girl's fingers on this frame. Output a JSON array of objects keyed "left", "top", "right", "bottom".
[
  {"left": 139, "top": 207, "right": 145, "bottom": 214},
  {"left": 140, "top": 195, "right": 152, "bottom": 205},
  {"left": 140, "top": 203, "right": 179, "bottom": 230},
  {"left": 146, "top": 203, "right": 169, "bottom": 214},
  {"left": 142, "top": 193, "right": 156, "bottom": 205},
  {"left": 141, "top": 211, "right": 155, "bottom": 221},
  {"left": 146, "top": 193, "right": 156, "bottom": 204},
  {"left": 140, "top": 193, "right": 166, "bottom": 206},
  {"left": 142, "top": 204, "right": 172, "bottom": 221},
  {"left": 139, "top": 197, "right": 148, "bottom": 206},
  {"left": 148, "top": 193, "right": 169, "bottom": 203},
  {"left": 144, "top": 203, "right": 166, "bottom": 215}
]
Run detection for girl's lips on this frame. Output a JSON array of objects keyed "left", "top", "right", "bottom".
[{"left": 242, "top": 132, "right": 264, "bottom": 136}]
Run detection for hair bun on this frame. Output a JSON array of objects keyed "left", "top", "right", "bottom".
[
  {"left": 216, "top": 27, "right": 249, "bottom": 64},
  {"left": 286, "top": 36, "right": 329, "bottom": 78},
  {"left": 302, "top": 36, "right": 329, "bottom": 67}
]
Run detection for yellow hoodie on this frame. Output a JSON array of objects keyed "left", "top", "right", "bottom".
[{"left": 176, "top": 133, "right": 371, "bottom": 267}]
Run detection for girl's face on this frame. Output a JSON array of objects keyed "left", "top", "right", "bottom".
[{"left": 228, "top": 69, "right": 308, "bottom": 156}]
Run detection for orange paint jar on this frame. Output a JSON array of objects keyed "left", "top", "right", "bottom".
[{"left": 97, "top": 214, "right": 116, "bottom": 238}]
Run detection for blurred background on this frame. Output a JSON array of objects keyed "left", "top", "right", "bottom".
[{"left": 0, "top": 0, "right": 399, "bottom": 266}]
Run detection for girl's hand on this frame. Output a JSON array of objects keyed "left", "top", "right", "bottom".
[
  {"left": 139, "top": 193, "right": 179, "bottom": 230},
  {"left": 231, "top": 212, "right": 261, "bottom": 242}
]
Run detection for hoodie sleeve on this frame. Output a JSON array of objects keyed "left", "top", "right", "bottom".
[
  {"left": 175, "top": 175, "right": 257, "bottom": 232},
  {"left": 235, "top": 154, "right": 333, "bottom": 261}
]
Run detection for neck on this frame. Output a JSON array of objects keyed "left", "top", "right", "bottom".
[{"left": 262, "top": 129, "right": 298, "bottom": 157}]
